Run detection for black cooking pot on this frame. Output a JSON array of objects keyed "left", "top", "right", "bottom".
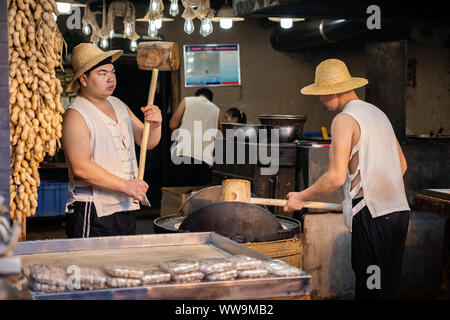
[
  {"left": 259, "top": 115, "right": 307, "bottom": 143},
  {"left": 221, "top": 122, "right": 271, "bottom": 143}
]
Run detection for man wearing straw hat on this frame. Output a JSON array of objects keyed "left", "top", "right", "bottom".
[
  {"left": 284, "top": 59, "right": 410, "bottom": 299},
  {"left": 62, "top": 43, "right": 162, "bottom": 238}
]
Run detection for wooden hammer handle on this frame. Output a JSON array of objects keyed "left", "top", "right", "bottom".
[
  {"left": 249, "top": 197, "right": 343, "bottom": 211},
  {"left": 134, "top": 69, "right": 159, "bottom": 204}
]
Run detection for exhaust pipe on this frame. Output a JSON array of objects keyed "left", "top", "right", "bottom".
[{"left": 270, "top": 19, "right": 367, "bottom": 51}]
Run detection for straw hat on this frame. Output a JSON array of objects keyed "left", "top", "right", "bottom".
[
  {"left": 300, "top": 59, "right": 368, "bottom": 95},
  {"left": 66, "top": 43, "right": 123, "bottom": 93}
]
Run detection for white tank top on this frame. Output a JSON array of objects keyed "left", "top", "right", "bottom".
[
  {"left": 65, "top": 96, "right": 142, "bottom": 217},
  {"left": 172, "top": 96, "right": 220, "bottom": 165},
  {"left": 341, "top": 100, "right": 410, "bottom": 230}
]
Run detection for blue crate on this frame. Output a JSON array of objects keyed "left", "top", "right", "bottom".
[{"left": 34, "top": 181, "right": 69, "bottom": 217}]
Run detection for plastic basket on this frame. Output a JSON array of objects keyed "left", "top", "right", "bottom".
[{"left": 34, "top": 181, "right": 69, "bottom": 217}]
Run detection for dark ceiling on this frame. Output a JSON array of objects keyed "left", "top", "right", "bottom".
[
  {"left": 243, "top": 0, "right": 450, "bottom": 23},
  {"left": 76, "top": 0, "right": 227, "bottom": 12},
  {"left": 76, "top": 0, "right": 450, "bottom": 23}
]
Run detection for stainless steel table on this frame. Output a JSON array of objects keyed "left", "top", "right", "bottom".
[{"left": 14, "top": 232, "right": 311, "bottom": 300}]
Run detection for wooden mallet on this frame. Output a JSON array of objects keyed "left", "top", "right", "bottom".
[
  {"left": 221, "top": 179, "right": 343, "bottom": 211},
  {"left": 135, "top": 41, "right": 180, "bottom": 203}
]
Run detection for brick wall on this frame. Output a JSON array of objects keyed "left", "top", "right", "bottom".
[{"left": 0, "top": 1, "right": 10, "bottom": 220}]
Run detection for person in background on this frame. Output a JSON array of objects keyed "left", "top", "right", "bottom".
[
  {"left": 169, "top": 88, "right": 220, "bottom": 185},
  {"left": 62, "top": 43, "right": 162, "bottom": 238},
  {"left": 284, "top": 59, "right": 410, "bottom": 300},
  {"left": 224, "top": 107, "right": 247, "bottom": 124}
]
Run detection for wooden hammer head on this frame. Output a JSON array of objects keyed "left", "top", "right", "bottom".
[
  {"left": 137, "top": 41, "right": 180, "bottom": 71},
  {"left": 220, "top": 179, "right": 252, "bottom": 203}
]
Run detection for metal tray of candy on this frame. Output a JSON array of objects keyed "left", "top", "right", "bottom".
[{"left": 13, "top": 232, "right": 311, "bottom": 300}]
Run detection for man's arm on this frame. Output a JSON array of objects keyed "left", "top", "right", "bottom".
[
  {"left": 396, "top": 139, "right": 407, "bottom": 175},
  {"left": 169, "top": 98, "right": 186, "bottom": 131},
  {"left": 284, "top": 114, "right": 355, "bottom": 212},
  {"left": 62, "top": 109, "right": 148, "bottom": 201},
  {"left": 127, "top": 105, "right": 162, "bottom": 150}
]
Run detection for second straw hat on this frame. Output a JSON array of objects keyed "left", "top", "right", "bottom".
[{"left": 300, "top": 59, "right": 368, "bottom": 95}]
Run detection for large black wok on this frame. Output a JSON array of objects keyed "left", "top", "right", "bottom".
[{"left": 153, "top": 185, "right": 301, "bottom": 243}]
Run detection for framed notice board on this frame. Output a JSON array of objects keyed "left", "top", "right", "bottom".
[{"left": 183, "top": 44, "right": 241, "bottom": 87}]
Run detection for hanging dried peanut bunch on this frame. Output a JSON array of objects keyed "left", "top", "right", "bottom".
[{"left": 8, "top": 0, "right": 66, "bottom": 227}]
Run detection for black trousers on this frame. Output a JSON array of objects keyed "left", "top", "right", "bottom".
[
  {"left": 351, "top": 198, "right": 410, "bottom": 300},
  {"left": 65, "top": 202, "right": 136, "bottom": 238}
]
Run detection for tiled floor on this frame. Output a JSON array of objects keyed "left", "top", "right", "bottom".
[{"left": 26, "top": 208, "right": 161, "bottom": 241}]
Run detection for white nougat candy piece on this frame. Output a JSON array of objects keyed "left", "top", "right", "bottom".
[
  {"left": 264, "top": 260, "right": 303, "bottom": 277},
  {"left": 102, "top": 265, "right": 145, "bottom": 279},
  {"left": 171, "top": 271, "right": 204, "bottom": 283},
  {"left": 30, "top": 281, "right": 66, "bottom": 293},
  {"left": 238, "top": 268, "right": 269, "bottom": 279},
  {"left": 142, "top": 269, "right": 171, "bottom": 285},
  {"left": 159, "top": 259, "right": 200, "bottom": 274},
  {"left": 199, "top": 257, "right": 234, "bottom": 274},
  {"left": 78, "top": 267, "right": 108, "bottom": 290},
  {"left": 226, "top": 255, "right": 264, "bottom": 270},
  {"left": 29, "top": 264, "right": 67, "bottom": 287},
  {"left": 206, "top": 269, "right": 238, "bottom": 281},
  {"left": 107, "top": 276, "right": 142, "bottom": 288}
]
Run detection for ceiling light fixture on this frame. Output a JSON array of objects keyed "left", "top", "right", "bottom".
[
  {"left": 199, "top": 17, "right": 213, "bottom": 37},
  {"left": 268, "top": 17, "right": 305, "bottom": 29},
  {"left": 82, "top": 0, "right": 140, "bottom": 51},
  {"left": 181, "top": 0, "right": 215, "bottom": 36},
  {"left": 56, "top": 2, "right": 72, "bottom": 14},
  {"left": 280, "top": 18, "right": 293, "bottom": 29},
  {"left": 211, "top": 0, "right": 244, "bottom": 30},
  {"left": 136, "top": 8, "right": 174, "bottom": 38},
  {"left": 169, "top": 0, "right": 180, "bottom": 16}
]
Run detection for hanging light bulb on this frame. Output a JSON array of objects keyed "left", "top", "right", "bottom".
[
  {"left": 148, "top": 20, "right": 158, "bottom": 37},
  {"left": 110, "top": 29, "right": 115, "bottom": 39},
  {"left": 150, "top": 0, "right": 160, "bottom": 13},
  {"left": 169, "top": 0, "right": 179, "bottom": 17},
  {"left": 124, "top": 23, "right": 132, "bottom": 36},
  {"left": 219, "top": 18, "right": 233, "bottom": 29},
  {"left": 184, "top": 17, "right": 194, "bottom": 34},
  {"left": 211, "top": 3, "right": 245, "bottom": 30},
  {"left": 100, "top": 37, "right": 109, "bottom": 49},
  {"left": 155, "top": 18, "right": 162, "bottom": 29},
  {"left": 199, "top": 19, "right": 208, "bottom": 37},
  {"left": 82, "top": 23, "right": 91, "bottom": 35},
  {"left": 130, "top": 39, "right": 138, "bottom": 52},
  {"left": 208, "top": 20, "right": 214, "bottom": 36},
  {"left": 268, "top": 17, "right": 304, "bottom": 29},
  {"left": 200, "top": 18, "right": 213, "bottom": 37},
  {"left": 280, "top": 18, "right": 293, "bottom": 29}
]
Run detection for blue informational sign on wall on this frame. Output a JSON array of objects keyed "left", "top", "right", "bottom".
[{"left": 183, "top": 44, "right": 241, "bottom": 87}]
